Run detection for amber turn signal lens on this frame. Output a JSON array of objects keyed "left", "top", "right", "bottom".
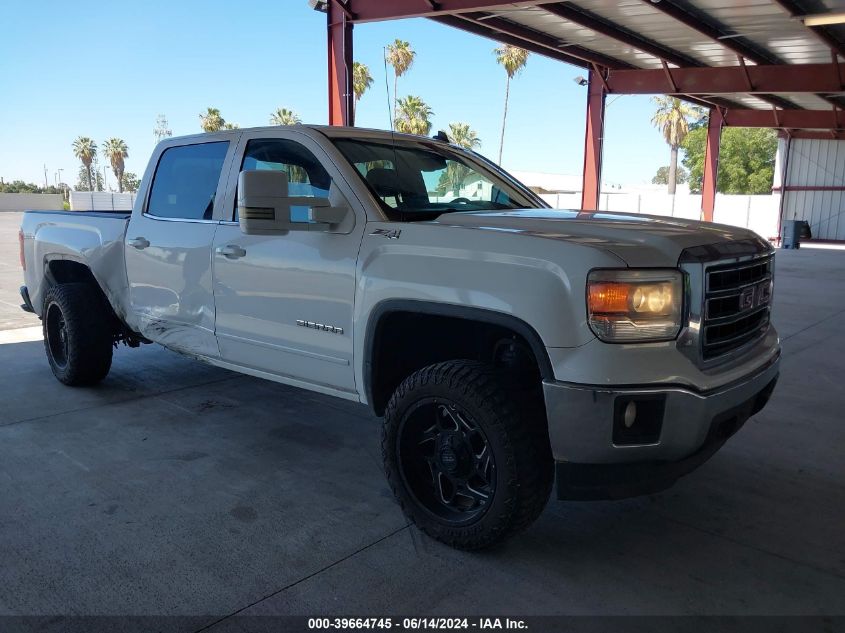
[{"left": 588, "top": 282, "right": 631, "bottom": 314}]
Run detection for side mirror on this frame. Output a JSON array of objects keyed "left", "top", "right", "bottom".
[{"left": 237, "top": 170, "right": 350, "bottom": 235}]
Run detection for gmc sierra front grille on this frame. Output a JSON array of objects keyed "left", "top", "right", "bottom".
[{"left": 702, "top": 255, "right": 773, "bottom": 360}]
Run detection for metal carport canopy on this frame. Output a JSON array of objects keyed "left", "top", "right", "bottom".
[{"left": 324, "top": 0, "right": 845, "bottom": 220}]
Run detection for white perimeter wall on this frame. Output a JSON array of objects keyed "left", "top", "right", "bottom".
[
  {"left": 69, "top": 191, "right": 137, "bottom": 211},
  {"left": 538, "top": 192, "right": 779, "bottom": 241},
  {"left": 0, "top": 193, "right": 63, "bottom": 212}
]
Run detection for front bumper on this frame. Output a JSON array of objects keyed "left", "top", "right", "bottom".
[{"left": 543, "top": 350, "right": 780, "bottom": 500}]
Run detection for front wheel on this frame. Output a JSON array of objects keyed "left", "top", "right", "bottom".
[
  {"left": 382, "top": 360, "right": 553, "bottom": 550},
  {"left": 42, "top": 283, "right": 113, "bottom": 386}
]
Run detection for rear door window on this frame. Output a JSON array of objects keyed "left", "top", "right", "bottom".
[{"left": 147, "top": 142, "right": 229, "bottom": 220}]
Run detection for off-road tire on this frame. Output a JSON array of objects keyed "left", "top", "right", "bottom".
[
  {"left": 42, "top": 283, "right": 113, "bottom": 386},
  {"left": 382, "top": 360, "right": 553, "bottom": 550}
]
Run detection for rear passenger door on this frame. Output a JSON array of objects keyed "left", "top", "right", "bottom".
[
  {"left": 211, "top": 130, "right": 364, "bottom": 395},
  {"left": 125, "top": 139, "right": 236, "bottom": 357}
]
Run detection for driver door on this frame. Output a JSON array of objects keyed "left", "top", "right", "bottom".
[{"left": 212, "top": 130, "right": 364, "bottom": 394}]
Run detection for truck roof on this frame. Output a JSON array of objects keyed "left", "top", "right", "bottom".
[{"left": 163, "top": 125, "right": 445, "bottom": 146}]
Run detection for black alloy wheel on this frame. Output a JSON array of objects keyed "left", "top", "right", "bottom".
[
  {"left": 383, "top": 360, "right": 553, "bottom": 550},
  {"left": 398, "top": 398, "right": 496, "bottom": 525}
]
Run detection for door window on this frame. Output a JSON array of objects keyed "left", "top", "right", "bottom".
[
  {"left": 147, "top": 141, "right": 229, "bottom": 220},
  {"left": 236, "top": 138, "right": 332, "bottom": 221}
]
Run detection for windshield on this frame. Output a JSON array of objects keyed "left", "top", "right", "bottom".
[{"left": 332, "top": 137, "right": 545, "bottom": 221}]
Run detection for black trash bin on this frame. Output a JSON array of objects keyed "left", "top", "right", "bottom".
[{"left": 781, "top": 219, "right": 803, "bottom": 249}]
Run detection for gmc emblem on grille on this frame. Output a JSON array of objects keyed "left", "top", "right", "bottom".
[
  {"left": 739, "top": 286, "right": 755, "bottom": 310},
  {"left": 739, "top": 281, "right": 772, "bottom": 311},
  {"left": 757, "top": 280, "right": 772, "bottom": 306}
]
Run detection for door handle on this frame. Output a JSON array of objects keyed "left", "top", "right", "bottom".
[
  {"left": 216, "top": 244, "right": 247, "bottom": 259},
  {"left": 128, "top": 237, "right": 150, "bottom": 250}
]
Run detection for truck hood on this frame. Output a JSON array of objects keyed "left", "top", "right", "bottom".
[{"left": 430, "top": 209, "right": 762, "bottom": 266}]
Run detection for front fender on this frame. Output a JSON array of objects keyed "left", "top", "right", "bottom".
[{"left": 353, "top": 222, "right": 623, "bottom": 403}]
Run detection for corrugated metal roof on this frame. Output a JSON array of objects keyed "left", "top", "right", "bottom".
[{"left": 451, "top": 0, "right": 845, "bottom": 117}]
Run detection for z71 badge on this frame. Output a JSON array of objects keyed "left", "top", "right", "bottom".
[{"left": 370, "top": 228, "right": 402, "bottom": 239}]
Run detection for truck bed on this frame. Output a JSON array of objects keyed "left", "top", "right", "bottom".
[
  {"left": 21, "top": 209, "right": 132, "bottom": 320},
  {"left": 25, "top": 210, "right": 131, "bottom": 219}
]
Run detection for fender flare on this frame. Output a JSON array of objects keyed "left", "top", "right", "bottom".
[{"left": 363, "top": 299, "right": 554, "bottom": 413}]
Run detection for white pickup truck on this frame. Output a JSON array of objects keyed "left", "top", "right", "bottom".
[{"left": 20, "top": 126, "right": 780, "bottom": 549}]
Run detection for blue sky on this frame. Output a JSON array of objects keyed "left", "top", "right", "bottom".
[{"left": 0, "top": 0, "right": 673, "bottom": 189}]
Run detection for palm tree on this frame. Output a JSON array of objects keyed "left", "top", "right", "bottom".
[
  {"left": 102, "top": 138, "right": 129, "bottom": 193},
  {"left": 447, "top": 122, "right": 481, "bottom": 150},
  {"left": 494, "top": 44, "right": 529, "bottom": 165},
  {"left": 651, "top": 96, "right": 695, "bottom": 194},
  {"left": 443, "top": 123, "right": 481, "bottom": 195},
  {"left": 352, "top": 62, "right": 373, "bottom": 118},
  {"left": 269, "top": 108, "right": 301, "bottom": 125},
  {"left": 199, "top": 107, "right": 225, "bottom": 132},
  {"left": 395, "top": 96, "right": 433, "bottom": 136},
  {"left": 72, "top": 137, "right": 97, "bottom": 192},
  {"left": 223, "top": 122, "right": 240, "bottom": 130},
  {"left": 386, "top": 40, "right": 415, "bottom": 126}
]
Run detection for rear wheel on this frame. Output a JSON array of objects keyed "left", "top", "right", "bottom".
[
  {"left": 383, "top": 360, "right": 553, "bottom": 550},
  {"left": 42, "top": 283, "right": 113, "bottom": 386}
]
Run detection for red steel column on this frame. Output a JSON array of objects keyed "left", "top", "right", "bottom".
[
  {"left": 580, "top": 70, "right": 606, "bottom": 211},
  {"left": 701, "top": 108, "right": 723, "bottom": 222},
  {"left": 328, "top": 3, "right": 354, "bottom": 126}
]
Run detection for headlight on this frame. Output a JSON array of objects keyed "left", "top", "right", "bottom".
[{"left": 587, "top": 269, "right": 683, "bottom": 342}]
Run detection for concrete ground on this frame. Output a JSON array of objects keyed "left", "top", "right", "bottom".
[{"left": 1, "top": 211, "right": 844, "bottom": 621}]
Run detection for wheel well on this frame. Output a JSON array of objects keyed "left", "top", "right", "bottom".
[
  {"left": 45, "top": 260, "right": 122, "bottom": 336},
  {"left": 366, "top": 307, "right": 551, "bottom": 416},
  {"left": 47, "top": 260, "right": 99, "bottom": 286}
]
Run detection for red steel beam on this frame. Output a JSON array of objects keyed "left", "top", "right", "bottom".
[
  {"left": 642, "top": 0, "right": 779, "bottom": 66},
  {"left": 328, "top": 2, "right": 354, "bottom": 126},
  {"left": 458, "top": 12, "right": 629, "bottom": 69},
  {"left": 604, "top": 63, "right": 845, "bottom": 94},
  {"left": 344, "top": 0, "right": 551, "bottom": 23},
  {"left": 434, "top": 15, "right": 744, "bottom": 110},
  {"left": 581, "top": 69, "right": 606, "bottom": 211},
  {"left": 701, "top": 108, "right": 723, "bottom": 223},
  {"left": 723, "top": 108, "right": 845, "bottom": 129},
  {"left": 542, "top": 3, "right": 701, "bottom": 69},
  {"left": 638, "top": 0, "right": 807, "bottom": 110},
  {"left": 432, "top": 14, "right": 591, "bottom": 69}
]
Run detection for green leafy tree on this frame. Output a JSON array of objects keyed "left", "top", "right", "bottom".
[
  {"left": 352, "top": 62, "right": 373, "bottom": 117},
  {"left": 76, "top": 162, "right": 103, "bottom": 191},
  {"left": 688, "top": 105, "right": 709, "bottom": 131},
  {"left": 651, "top": 96, "right": 695, "bottom": 194},
  {"left": 494, "top": 44, "right": 529, "bottom": 165},
  {"left": 102, "top": 138, "right": 129, "bottom": 193},
  {"left": 652, "top": 165, "right": 688, "bottom": 186},
  {"left": 395, "top": 96, "right": 433, "bottom": 136},
  {"left": 386, "top": 40, "right": 415, "bottom": 127},
  {"left": 199, "top": 107, "right": 225, "bottom": 132},
  {"left": 682, "top": 126, "right": 777, "bottom": 195},
  {"left": 121, "top": 172, "right": 141, "bottom": 193},
  {"left": 269, "top": 108, "right": 301, "bottom": 125},
  {"left": 0, "top": 180, "right": 63, "bottom": 194},
  {"left": 72, "top": 136, "right": 98, "bottom": 192}
]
